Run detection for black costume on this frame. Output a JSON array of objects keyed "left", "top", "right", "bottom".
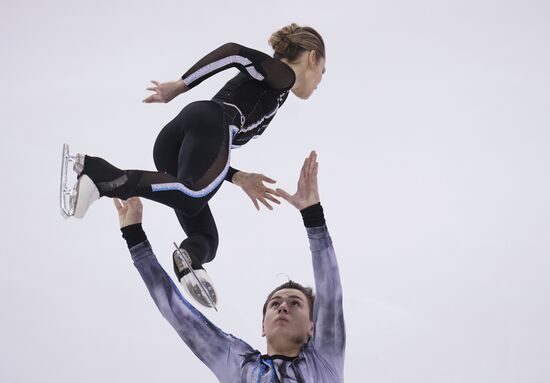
[{"left": 82, "top": 43, "right": 295, "bottom": 268}]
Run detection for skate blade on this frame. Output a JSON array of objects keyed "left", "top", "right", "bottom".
[
  {"left": 60, "top": 143, "right": 76, "bottom": 218},
  {"left": 173, "top": 243, "right": 218, "bottom": 311}
]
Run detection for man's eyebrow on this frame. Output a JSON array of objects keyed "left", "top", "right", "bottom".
[
  {"left": 272, "top": 295, "right": 306, "bottom": 302},
  {"left": 288, "top": 295, "right": 306, "bottom": 301}
]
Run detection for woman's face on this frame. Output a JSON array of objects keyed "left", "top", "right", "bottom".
[{"left": 291, "top": 51, "right": 326, "bottom": 100}]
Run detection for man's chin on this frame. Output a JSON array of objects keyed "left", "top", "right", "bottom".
[{"left": 273, "top": 318, "right": 291, "bottom": 328}]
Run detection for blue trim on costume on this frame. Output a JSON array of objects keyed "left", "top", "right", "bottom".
[
  {"left": 267, "top": 359, "right": 275, "bottom": 383},
  {"left": 256, "top": 362, "right": 266, "bottom": 383},
  {"left": 151, "top": 126, "right": 238, "bottom": 198}
]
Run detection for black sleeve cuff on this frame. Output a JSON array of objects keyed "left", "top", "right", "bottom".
[
  {"left": 225, "top": 167, "right": 239, "bottom": 183},
  {"left": 121, "top": 223, "right": 147, "bottom": 249},
  {"left": 300, "top": 202, "right": 325, "bottom": 228}
]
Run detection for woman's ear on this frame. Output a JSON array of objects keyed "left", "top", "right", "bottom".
[{"left": 308, "top": 50, "right": 318, "bottom": 66}]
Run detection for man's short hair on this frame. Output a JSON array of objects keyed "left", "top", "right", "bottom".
[{"left": 262, "top": 280, "right": 315, "bottom": 320}]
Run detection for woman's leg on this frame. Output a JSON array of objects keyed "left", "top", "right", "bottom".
[
  {"left": 174, "top": 203, "right": 219, "bottom": 270},
  {"left": 81, "top": 101, "right": 230, "bottom": 217},
  {"left": 152, "top": 100, "right": 226, "bottom": 267},
  {"left": 81, "top": 156, "right": 211, "bottom": 216}
]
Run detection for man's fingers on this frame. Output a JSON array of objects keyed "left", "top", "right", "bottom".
[
  {"left": 308, "top": 151, "right": 317, "bottom": 175},
  {"left": 300, "top": 156, "right": 309, "bottom": 180},
  {"left": 151, "top": 80, "right": 160, "bottom": 86},
  {"left": 312, "top": 162, "right": 318, "bottom": 179},
  {"left": 127, "top": 197, "right": 142, "bottom": 208},
  {"left": 113, "top": 198, "right": 123, "bottom": 211}
]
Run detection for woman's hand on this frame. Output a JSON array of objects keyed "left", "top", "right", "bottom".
[
  {"left": 276, "top": 151, "right": 320, "bottom": 211},
  {"left": 233, "top": 171, "right": 281, "bottom": 211},
  {"left": 143, "top": 79, "right": 188, "bottom": 103},
  {"left": 114, "top": 197, "right": 143, "bottom": 228}
]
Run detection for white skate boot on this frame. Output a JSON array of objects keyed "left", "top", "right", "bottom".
[
  {"left": 59, "top": 143, "right": 99, "bottom": 219},
  {"left": 173, "top": 244, "right": 218, "bottom": 311}
]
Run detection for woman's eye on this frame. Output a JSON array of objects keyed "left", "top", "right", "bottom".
[{"left": 271, "top": 302, "right": 279, "bottom": 308}]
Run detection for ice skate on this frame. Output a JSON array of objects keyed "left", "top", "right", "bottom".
[
  {"left": 59, "top": 143, "right": 99, "bottom": 219},
  {"left": 173, "top": 244, "right": 218, "bottom": 311}
]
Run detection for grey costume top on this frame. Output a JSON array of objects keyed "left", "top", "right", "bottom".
[{"left": 130, "top": 225, "right": 345, "bottom": 382}]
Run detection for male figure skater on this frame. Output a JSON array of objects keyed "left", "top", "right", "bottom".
[{"left": 115, "top": 151, "right": 345, "bottom": 382}]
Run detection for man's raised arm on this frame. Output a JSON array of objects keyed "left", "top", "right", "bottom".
[
  {"left": 276, "top": 151, "right": 346, "bottom": 373},
  {"left": 113, "top": 198, "right": 251, "bottom": 380}
]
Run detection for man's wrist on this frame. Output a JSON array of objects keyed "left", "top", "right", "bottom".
[
  {"left": 300, "top": 202, "right": 325, "bottom": 227},
  {"left": 121, "top": 223, "right": 147, "bottom": 249}
]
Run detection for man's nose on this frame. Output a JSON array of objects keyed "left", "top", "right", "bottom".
[{"left": 278, "top": 302, "right": 289, "bottom": 313}]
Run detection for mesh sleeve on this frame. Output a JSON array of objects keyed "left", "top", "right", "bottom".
[{"left": 182, "top": 42, "right": 295, "bottom": 91}]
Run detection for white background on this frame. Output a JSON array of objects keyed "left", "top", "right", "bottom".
[{"left": 1, "top": 0, "right": 549, "bottom": 381}]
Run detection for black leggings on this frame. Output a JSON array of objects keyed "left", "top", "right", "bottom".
[{"left": 83, "top": 101, "right": 231, "bottom": 267}]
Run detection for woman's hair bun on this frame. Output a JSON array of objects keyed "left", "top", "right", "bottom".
[{"left": 269, "top": 23, "right": 300, "bottom": 56}]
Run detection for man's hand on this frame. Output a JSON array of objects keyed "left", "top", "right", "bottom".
[
  {"left": 232, "top": 171, "right": 281, "bottom": 211},
  {"left": 143, "top": 79, "right": 188, "bottom": 103},
  {"left": 114, "top": 198, "right": 143, "bottom": 228},
  {"left": 276, "top": 151, "right": 320, "bottom": 210}
]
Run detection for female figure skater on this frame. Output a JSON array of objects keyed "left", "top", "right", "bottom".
[{"left": 67, "top": 23, "right": 326, "bottom": 306}]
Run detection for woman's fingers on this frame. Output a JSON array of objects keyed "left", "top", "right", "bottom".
[
  {"left": 144, "top": 94, "right": 164, "bottom": 103},
  {"left": 144, "top": 80, "right": 164, "bottom": 103},
  {"left": 258, "top": 197, "right": 273, "bottom": 210},
  {"left": 264, "top": 193, "right": 280, "bottom": 204},
  {"left": 264, "top": 187, "right": 279, "bottom": 195},
  {"left": 249, "top": 196, "right": 260, "bottom": 211},
  {"left": 143, "top": 94, "right": 158, "bottom": 103},
  {"left": 275, "top": 188, "right": 292, "bottom": 202},
  {"left": 261, "top": 175, "right": 276, "bottom": 184}
]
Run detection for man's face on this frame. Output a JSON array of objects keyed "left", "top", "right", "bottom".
[{"left": 262, "top": 288, "right": 313, "bottom": 346}]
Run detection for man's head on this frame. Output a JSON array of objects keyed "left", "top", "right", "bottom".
[{"left": 262, "top": 281, "right": 315, "bottom": 354}]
